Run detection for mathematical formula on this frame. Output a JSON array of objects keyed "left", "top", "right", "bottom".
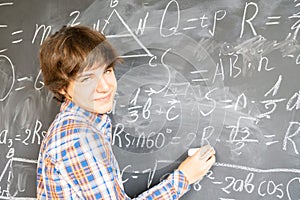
[{"left": 0, "top": 0, "right": 299, "bottom": 199}]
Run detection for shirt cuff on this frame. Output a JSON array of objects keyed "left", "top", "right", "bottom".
[{"left": 167, "top": 169, "right": 191, "bottom": 198}]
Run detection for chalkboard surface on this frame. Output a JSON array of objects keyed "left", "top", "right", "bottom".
[{"left": 0, "top": 0, "right": 299, "bottom": 199}]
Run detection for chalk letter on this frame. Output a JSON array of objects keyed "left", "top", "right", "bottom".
[
  {"left": 240, "top": 2, "right": 258, "bottom": 38},
  {"left": 200, "top": 88, "right": 217, "bottom": 116},
  {"left": 32, "top": 24, "right": 52, "bottom": 45},
  {"left": 0, "top": 55, "right": 15, "bottom": 102},
  {"left": 201, "top": 126, "right": 214, "bottom": 146},
  {"left": 286, "top": 90, "right": 300, "bottom": 111},
  {"left": 286, "top": 177, "right": 300, "bottom": 200},
  {"left": 212, "top": 58, "right": 225, "bottom": 83},
  {"left": 112, "top": 123, "right": 124, "bottom": 147},
  {"left": 135, "top": 12, "right": 149, "bottom": 35},
  {"left": 32, "top": 120, "right": 42, "bottom": 144},
  {"left": 283, "top": 122, "right": 300, "bottom": 154},
  {"left": 199, "top": 14, "right": 209, "bottom": 28},
  {"left": 0, "top": 130, "right": 8, "bottom": 144},
  {"left": 234, "top": 93, "right": 247, "bottom": 111},
  {"left": 160, "top": 0, "right": 180, "bottom": 37},
  {"left": 209, "top": 10, "right": 226, "bottom": 37},
  {"left": 166, "top": 105, "right": 179, "bottom": 121}
]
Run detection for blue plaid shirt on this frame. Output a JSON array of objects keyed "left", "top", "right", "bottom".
[{"left": 37, "top": 100, "right": 190, "bottom": 199}]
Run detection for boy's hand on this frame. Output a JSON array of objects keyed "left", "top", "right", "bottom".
[{"left": 178, "top": 145, "right": 216, "bottom": 184}]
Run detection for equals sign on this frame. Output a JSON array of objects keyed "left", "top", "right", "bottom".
[
  {"left": 11, "top": 30, "right": 23, "bottom": 44},
  {"left": 15, "top": 76, "right": 30, "bottom": 91},
  {"left": 220, "top": 99, "right": 233, "bottom": 109},
  {"left": 182, "top": 18, "right": 198, "bottom": 31},
  {"left": 131, "top": 171, "right": 140, "bottom": 179},
  {"left": 264, "top": 134, "right": 279, "bottom": 146},
  {"left": 15, "top": 134, "right": 21, "bottom": 141},
  {"left": 265, "top": 16, "right": 281, "bottom": 25}
]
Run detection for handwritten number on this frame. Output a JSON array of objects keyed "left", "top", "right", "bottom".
[{"left": 69, "top": 11, "right": 80, "bottom": 27}]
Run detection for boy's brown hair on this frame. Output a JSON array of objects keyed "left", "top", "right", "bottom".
[{"left": 39, "top": 25, "right": 120, "bottom": 102}]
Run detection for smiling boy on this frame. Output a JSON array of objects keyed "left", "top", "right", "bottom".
[{"left": 37, "top": 25, "right": 215, "bottom": 199}]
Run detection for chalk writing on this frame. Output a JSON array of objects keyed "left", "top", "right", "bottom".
[{"left": 0, "top": 0, "right": 299, "bottom": 199}]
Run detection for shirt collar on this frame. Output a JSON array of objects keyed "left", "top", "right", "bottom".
[{"left": 60, "top": 100, "right": 111, "bottom": 137}]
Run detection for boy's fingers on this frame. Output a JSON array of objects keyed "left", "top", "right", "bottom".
[
  {"left": 188, "top": 145, "right": 215, "bottom": 157},
  {"left": 197, "top": 146, "right": 215, "bottom": 161},
  {"left": 202, "top": 155, "right": 216, "bottom": 170},
  {"left": 200, "top": 152, "right": 214, "bottom": 163},
  {"left": 207, "top": 154, "right": 216, "bottom": 164}
]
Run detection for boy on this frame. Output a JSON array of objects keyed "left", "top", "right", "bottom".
[{"left": 37, "top": 25, "right": 216, "bottom": 199}]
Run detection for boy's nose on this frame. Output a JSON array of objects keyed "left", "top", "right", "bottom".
[{"left": 96, "top": 77, "right": 109, "bottom": 92}]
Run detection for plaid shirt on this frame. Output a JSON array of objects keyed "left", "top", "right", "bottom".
[{"left": 37, "top": 100, "right": 190, "bottom": 199}]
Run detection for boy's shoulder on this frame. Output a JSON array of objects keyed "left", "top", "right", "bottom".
[{"left": 42, "top": 110, "right": 90, "bottom": 158}]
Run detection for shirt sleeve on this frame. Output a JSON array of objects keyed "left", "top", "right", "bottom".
[
  {"left": 54, "top": 124, "right": 190, "bottom": 199},
  {"left": 135, "top": 169, "right": 190, "bottom": 199}
]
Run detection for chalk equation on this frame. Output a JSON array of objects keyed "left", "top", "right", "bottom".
[{"left": 0, "top": 0, "right": 299, "bottom": 199}]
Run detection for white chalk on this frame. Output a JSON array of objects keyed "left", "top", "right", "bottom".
[
  {"left": 188, "top": 145, "right": 215, "bottom": 157},
  {"left": 188, "top": 148, "right": 200, "bottom": 156}
]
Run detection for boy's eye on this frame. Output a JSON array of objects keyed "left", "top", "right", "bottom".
[
  {"left": 104, "top": 68, "right": 113, "bottom": 74},
  {"left": 79, "top": 76, "right": 92, "bottom": 83}
]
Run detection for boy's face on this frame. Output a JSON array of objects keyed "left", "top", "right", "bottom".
[{"left": 66, "top": 63, "right": 117, "bottom": 114}]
